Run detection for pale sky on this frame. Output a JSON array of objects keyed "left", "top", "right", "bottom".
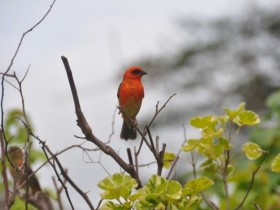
[{"left": 1, "top": 0, "right": 278, "bottom": 209}]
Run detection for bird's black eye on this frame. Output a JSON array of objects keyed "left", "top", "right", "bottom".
[{"left": 131, "top": 69, "right": 142, "bottom": 74}]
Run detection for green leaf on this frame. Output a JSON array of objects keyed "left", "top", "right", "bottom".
[
  {"left": 181, "top": 139, "right": 200, "bottom": 152},
  {"left": 218, "top": 137, "right": 232, "bottom": 149},
  {"left": 98, "top": 173, "right": 137, "bottom": 199},
  {"left": 197, "top": 142, "right": 222, "bottom": 160},
  {"left": 190, "top": 115, "right": 215, "bottom": 128},
  {"left": 165, "top": 180, "right": 182, "bottom": 201},
  {"left": 146, "top": 175, "right": 167, "bottom": 194},
  {"left": 11, "top": 197, "right": 37, "bottom": 210},
  {"left": 128, "top": 187, "right": 146, "bottom": 201},
  {"left": 235, "top": 110, "right": 261, "bottom": 126},
  {"left": 5, "top": 109, "right": 32, "bottom": 144},
  {"left": 271, "top": 153, "right": 280, "bottom": 173},
  {"left": 217, "top": 115, "right": 229, "bottom": 125},
  {"left": 183, "top": 176, "right": 214, "bottom": 195},
  {"left": 242, "top": 142, "right": 264, "bottom": 160},
  {"left": 131, "top": 176, "right": 183, "bottom": 208},
  {"left": 163, "top": 152, "right": 176, "bottom": 169},
  {"left": 223, "top": 102, "right": 245, "bottom": 121},
  {"left": 202, "top": 125, "right": 223, "bottom": 138},
  {"left": 29, "top": 149, "right": 46, "bottom": 164},
  {"left": 130, "top": 175, "right": 167, "bottom": 207}
]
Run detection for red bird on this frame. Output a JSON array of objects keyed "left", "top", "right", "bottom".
[{"left": 118, "top": 66, "right": 147, "bottom": 140}]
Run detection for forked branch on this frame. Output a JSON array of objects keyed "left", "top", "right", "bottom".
[{"left": 61, "top": 56, "right": 142, "bottom": 188}]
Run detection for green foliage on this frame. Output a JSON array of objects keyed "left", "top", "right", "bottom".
[
  {"left": 5, "top": 109, "right": 31, "bottom": 144},
  {"left": 242, "top": 142, "right": 264, "bottom": 160},
  {"left": 181, "top": 102, "right": 269, "bottom": 209},
  {"left": 183, "top": 176, "right": 214, "bottom": 195},
  {"left": 1, "top": 109, "right": 47, "bottom": 209},
  {"left": 182, "top": 102, "right": 262, "bottom": 159},
  {"left": 10, "top": 197, "right": 38, "bottom": 210},
  {"left": 99, "top": 174, "right": 213, "bottom": 210},
  {"left": 4, "top": 109, "right": 45, "bottom": 164},
  {"left": 244, "top": 90, "right": 280, "bottom": 209},
  {"left": 224, "top": 102, "right": 261, "bottom": 126},
  {"left": 163, "top": 152, "right": 176, "bottom": 169},
  {"left": 271, "top": 153, "right": 280, "bottom": 172},
  {"left": 98, "top": 173, "right": 138, "bottom": 200}
]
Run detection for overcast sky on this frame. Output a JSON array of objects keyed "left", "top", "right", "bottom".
[{"left": 1, "top": 0, "right": 279, "bottom": 209}]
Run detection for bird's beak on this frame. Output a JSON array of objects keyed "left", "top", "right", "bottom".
[{"left": 141, "top": 70, "right": 148, "bottom": 76}]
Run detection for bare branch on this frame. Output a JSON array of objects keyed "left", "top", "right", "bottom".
[
  {"left": 52, "top": 176, "right": 65, "bottom": 210},
  {"left": 61, "top": 56, "right": 142, "bottom": 188},
  {"left": 20, "top": 65, "right": 31, "bottom": 83},
  {"left": 45, "top": 144, "right": 95, "bottom": 210},
  {"left": 3, "top": 0, "right": 56, "bottom": 76},
  {"left": 157, "top": 143, "right": 166, "bottom": 176},
  {"left": 148, "top": 93, "right": 176, "bottom": 128},
  {"left": 127, "top": 148, "right": 134, "bottom": 166},
  {"left": 16, "top": 120, "right": 96, "bottom": 210},
  {"left": 166, "top": 124, "right": 187, "bottom": 180},
  {"left": 40, "top": 142, "right": 75, "bottom": 210},
  {"left": 106, "top": 107, "right": 117, "bottom": 144},
  {"left": 0, "top": 1, "right": 56, "bottom": 208}
]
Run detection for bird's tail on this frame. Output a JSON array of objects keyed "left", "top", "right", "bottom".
[{"left": 120, "top": 120, "right": 137, "bottom": 140}]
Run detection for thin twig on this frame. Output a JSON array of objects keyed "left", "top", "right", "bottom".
[
  {"left": 96, "top": 199, "right": 104, "bottom": 210},
  {"left": 52, "top": 175, "right": 65, "bottom": 210},
  {"left": 40, "top": 142, "right": 75, "bottom": 210},
  {"left": 166, "top": 124, "right": 188, "bottom": 179},
  {"left": 0, "top": 76, "right": 19, "bottom": 90},
  {"left": 106, "top": 107, "right": 117, "bottom": 144},
  {"left": 16, "top": 117, "right": 95, "bottom": 209},
  {"left": 146, "top": 126, "right": 155, "bottom": 151},
  {"left": 127, "top": 148, "right": 134, "bottom": 166},
  {"left": 233, "top": 152, "right": 268, "bottom": 210},
  {"left": 223, "top": 121, "right": 233, "bottom": 210},
  {"left": 136, "top": 94, "right": 176, "bottom": 155},
  {"left": 46, "top": 145, "right": 95, "bottom": 210},
  {"left": 148, "top": 94, "right": 176, "bottom": 128},
  {"left": 134, "top": 147, "right": 139, "bottom": 178},
  {"left": 14, "top": 69, "right": 32, "bottom": 210},
  {"left": 157, "top": 143, "right": 166, "bottom": 176}
]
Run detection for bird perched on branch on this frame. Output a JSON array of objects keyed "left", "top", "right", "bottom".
[
  {"left": 8, "top": 146, "right": 42, "bottom": 195},
  {"left": 118, "top": 66, "right": 147, "bottom": 140}
]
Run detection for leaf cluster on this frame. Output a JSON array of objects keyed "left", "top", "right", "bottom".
[
  {"left": 98, "top": 173, "right": 213, "bottom": 210},
  {"left": 181, "top": 102, "right": 269, "bottom": 209},
  {"left": 182, "top": 103, "right": 262, "bottom": 161}
]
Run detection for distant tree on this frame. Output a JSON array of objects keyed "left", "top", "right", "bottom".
[{"left": 133, "top": 4, "right": 280, "bottom": 126}]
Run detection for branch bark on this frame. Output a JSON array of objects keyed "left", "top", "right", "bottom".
[{"left": 61, "top": 56, "right": 142, "bottom": 188}]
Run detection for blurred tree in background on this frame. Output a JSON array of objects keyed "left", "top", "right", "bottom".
[{"left": 132, "top": 4, "right": 280, "bottom": 127}]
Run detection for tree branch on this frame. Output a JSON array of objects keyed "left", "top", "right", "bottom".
[
  {"left": 0, "top": 1, "right": 56, "bottom": 208},
  {"left": 61, "top": 56, "right": 142, "bottom": 188}
]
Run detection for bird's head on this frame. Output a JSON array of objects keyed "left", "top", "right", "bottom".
[{"left": 123, "top": 66, "right": 147, "bottom": 80}]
